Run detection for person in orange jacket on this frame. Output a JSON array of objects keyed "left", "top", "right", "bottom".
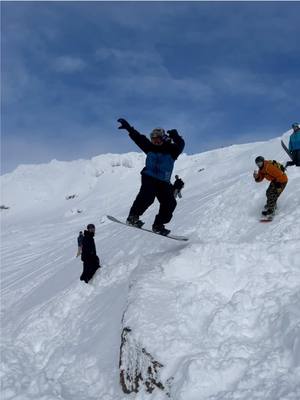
[{"left": 253, "top": 156, "right": 288, "bottom": 216}]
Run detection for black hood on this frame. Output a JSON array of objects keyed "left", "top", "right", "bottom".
[{"left": 84, "top": 230, "right": 94, "bottom": 238}]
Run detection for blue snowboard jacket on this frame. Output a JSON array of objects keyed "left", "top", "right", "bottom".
[
  {"left": 289, "top": 130, "right": 300, "bottom": 151},
  {"left": 128, "top": 129, "right": 185, "bottom": 183}
]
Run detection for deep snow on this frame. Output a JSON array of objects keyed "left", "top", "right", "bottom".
[{"left": 1, "top": 132, "right": 300, "bottom": 399}]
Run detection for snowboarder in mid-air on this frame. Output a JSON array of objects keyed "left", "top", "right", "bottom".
[
  {"left": 173, "top": 175, "right": 184, "bottom": 199},
  {"left": 117, "top": 118, "right": 185, "bottom": 235},
  {"left": 285, "top": 122, "right": 300, "bottom": 167},
  {"left": 253, "top": 156, "right": 288, "bottom": 218},
  {"left": 78, "top": 224, "right": 101, "bottom": 283}
]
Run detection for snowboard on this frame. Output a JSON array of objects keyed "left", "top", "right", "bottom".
[
  {"left": 260, "top": 215, "right": 274, "bottom": 223},
  {"left": 281, "top": 140, "right": 293, "bottom": 160},
  {"left": 260, "top": 209, "right": 275, "bottom": 222},
  {"left": 106, "top": 215, "right": 188, "bottom": 241}
]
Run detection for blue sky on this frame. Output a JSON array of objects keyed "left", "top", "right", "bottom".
[{"left": 1, "top": 1, "right": 300, "bottom": 173}]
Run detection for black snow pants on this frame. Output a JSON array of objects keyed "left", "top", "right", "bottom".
[
  {"left": 80, "top": 255, "right": 100, "bottom": 283},
  {"left": 292, "top": 149, "right": 300, "bottom": 166},
  {"left": 129, "top": 174, "right": 177, "bottom": 226}
]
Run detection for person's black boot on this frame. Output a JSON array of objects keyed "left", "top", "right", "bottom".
[
  {"left": 152, "top": 224, "right": 170, "bottom": 236},
  {"left": 261, "top": 208, "right": 274, "bottom": 217},
  {"left": 126, "top": 215, "right": 144, "bottom": 228}
]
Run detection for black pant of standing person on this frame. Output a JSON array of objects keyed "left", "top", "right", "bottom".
[{"left": 80, "top": 224, "right": 101, "bottom": 283}]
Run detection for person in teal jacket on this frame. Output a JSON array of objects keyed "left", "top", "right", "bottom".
[
  {"left": 286, "top": 123, "right": 300, "bottom": 167},
  {"left": 118, "top": 118, "right": 185, "bottom": 235}
]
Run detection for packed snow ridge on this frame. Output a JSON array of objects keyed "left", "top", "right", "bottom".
[{"left": 1, "top": 132, "right": 300, "bottom": 400}]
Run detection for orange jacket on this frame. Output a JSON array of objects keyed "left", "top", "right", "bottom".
[{"left": 255, "top": 160, "right": 288, "bottom": 184}]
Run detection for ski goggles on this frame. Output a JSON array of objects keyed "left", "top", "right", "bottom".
[{"left": 151, "top": 135, "right": 163, "bottom": 144}]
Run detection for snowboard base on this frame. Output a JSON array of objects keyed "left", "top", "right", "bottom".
[
  {"left": 260, "top": 217, "right": 273, "bottom": 223},
  {"left": 107, "top": 215, "right": 188, "bottom": 241},
  {"left": 260, "top": 212, "right": 275, "bottom": 222}
]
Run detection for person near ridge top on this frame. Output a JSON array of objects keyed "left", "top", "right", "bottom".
[
  {"left": 253, "top": 156, "right": 288, "bottom": 217},
  {"left": 285, "top": 122, "right": 300, "bottom": 167},
  {"left": 117, "top": 118, "right": 185, "bottom": 236}
]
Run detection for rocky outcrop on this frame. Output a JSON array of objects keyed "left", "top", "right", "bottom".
[{"left": 119, "top": 327, "right": 165, "bottom": 394}]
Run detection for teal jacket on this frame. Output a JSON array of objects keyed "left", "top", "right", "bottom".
[{"left": 289, "top": 130, "right": 300, "bottom": 151}]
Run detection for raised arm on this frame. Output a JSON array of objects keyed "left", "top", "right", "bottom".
[{"left": 118, "top": 118, "right": 152, "bottom": 154}]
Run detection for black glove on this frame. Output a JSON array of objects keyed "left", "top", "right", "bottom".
[
  {"left": 162, "top": 134, "right": 171, "bottom": 143},
  {"left": 117, "top": 118, "right": 132, "bottom": 132},
  {"left": 167, "top": 129, "right": 179, "bottom": 139}
]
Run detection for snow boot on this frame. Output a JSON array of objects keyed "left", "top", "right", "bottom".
[
  {"left": 152, "top": 224, "right": 171, "bottom": 236},
  {"left": 126, "top": 215, "right": 144, "bottom": 228},
  {"left": 261, "top": 208, "right": 274, "bottom": 217}
]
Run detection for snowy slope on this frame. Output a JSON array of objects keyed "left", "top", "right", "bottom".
[{"left": 1, "top": 133, "right": 300, "bottom": 400}]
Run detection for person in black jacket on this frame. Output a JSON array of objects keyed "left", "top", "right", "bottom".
[
  {"left": 118, "top": 118, "right": 185, "bottom": 235},
  {"left": 80, "top": 224, "right": 101, "bottom": 283}
]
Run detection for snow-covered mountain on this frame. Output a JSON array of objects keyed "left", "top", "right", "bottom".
[{"left": 1, "top": 133, "right": 300, "bottom": 400}]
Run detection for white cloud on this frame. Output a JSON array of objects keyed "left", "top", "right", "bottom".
[
  {"left": 52, "top": 56, "right": 86, "bottom": 73},
  {"left": 95, "top": 46, "right": 167, "bottom": 77},
  {"left": 95, "top": 47, "right": 157, "bottom": 64},
  {"left": 94, "top": 46, "right": 214, "bottom": 102}
]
